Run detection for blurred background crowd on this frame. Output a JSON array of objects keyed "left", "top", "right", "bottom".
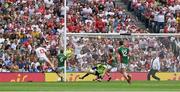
[
  {"left": 0, "top": 0, "right": 179, "bottom": 73},
  {"left": 125, "top": 0, "right": 180, "bottom": 33}
]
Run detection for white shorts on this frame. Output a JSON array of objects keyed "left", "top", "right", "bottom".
[
  {"left": 39, "top": 56, "right": 50, "bottom": 62},
  {"left": 89, "top": 68, "right": 96, "bottom": 74},
  {"left": 57, "top": 67, "right": 64, "bottom": 72},
  {"left": 118, "top": 63, "right": 128, "bottom": 70},
  {"left": 106, "top": 64, "right": 112, "bottom": 70}
]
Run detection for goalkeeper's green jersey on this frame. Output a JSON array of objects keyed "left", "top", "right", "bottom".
[
  {"left": 118, "top": 46, "right": 129, "bottom": 64},
  {"left": 96, "top": 64, "right": 107, "bottom": 74},
  {"left": 57, "top": 53, "right": 67, "bottom": 67}
]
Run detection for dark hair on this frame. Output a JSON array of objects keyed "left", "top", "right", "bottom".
[
  {"left": 60, "top": 49, "right": 64, "bottom": 53},
  {"left": 159, "top": 51, "right": 164, "bottom": 59},
  {"left": 119, "top": 40, "right": 124, "bottom": 46},
  {"left": 109, "top": 48, "right": 113, "bottom": 53}
]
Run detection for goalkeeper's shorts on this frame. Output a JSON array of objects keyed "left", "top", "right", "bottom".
[{"left": 88, "top": 68, "right": 96, "bottom": 74}]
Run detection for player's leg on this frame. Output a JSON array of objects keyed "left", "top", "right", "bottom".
[
  {"left": 119, "top": 63, "right": 131, "bottom": 84},
  {"left": 151, "top": 70, "right": 160, "bottom": 81},
  {"left": 56, "top": 67, "right": 65, "bottom": 82},
  {"left": 147, "top": 69, "right": 153, "bottom": 80},
  {"left": 121, "top": 68, "right": 129, "bottom": 80},
  {"left": 79, "top": 68, "right": 95, "bottom": 79},
  {"left": 105, "top": 69, "right": 112, "bottom": 81},
  {"left": 44, "top": 57, "right": 64, "bottom": 80},
  {"left": 44, "top": 56, "right": 55, "bottom": 70},
  {"left": 105, "top": 64, "right": 112, "bottom": 81},
  {"left": 106, "top": 71, "right": 112, "bottom": 81},
  {"left": 79, "top": 73, "right": 90, "bottom": 79},
  {"left": 93, "top": 71, "right": 103, "bottom": 82},
  {"left": 121, "top": 69, "right": 131, "bottom": 84}
]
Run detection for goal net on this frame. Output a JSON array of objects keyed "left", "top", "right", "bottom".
[{"left": 61, "top": 33, "right": 180, "bottom": 79}]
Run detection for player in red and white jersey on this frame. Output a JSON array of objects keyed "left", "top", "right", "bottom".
[{"left": 35, "top": 45, "right": 55, "bottom": 71}]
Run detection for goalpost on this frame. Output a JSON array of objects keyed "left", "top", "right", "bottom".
[
  {"left": 62, "top": 33, "right": 180, "bottom": 81},
  {"left": 64, "top": 0, "right": 67, "bottom": 82}
]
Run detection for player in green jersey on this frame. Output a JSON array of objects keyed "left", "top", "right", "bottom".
[
  {"left": 79, "top": 63, "right": 107, "bottom": 82},
  {"left": 118, "top": 40, "right": 131, "bottom": 84},
  {"left": 105, "top": 48, "right": 117, "bottom": 81},
  {"left": 56, "top": 49, "right": 67, "bottom": 82}
]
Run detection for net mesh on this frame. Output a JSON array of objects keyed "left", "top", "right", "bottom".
[{"left": 62, "top": 33, "right": 180, "bottom": 72}]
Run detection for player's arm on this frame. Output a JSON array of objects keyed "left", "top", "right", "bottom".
[
  {"left": 127, "top": 48, "right": 131, "bottom": 59},
  {"left": 63, "top": 54, "right": 67, "bottom": 61},
  {"left": 45, "top": 49, "right": 51, "bottom": 59},
  {"left": 128, "top": 48, "right": 130, "bottom": 55},
  {"left": 107, "top": 54, "right": 113, "bottom": 63},
  {"left": 117, "top": 49, "right": 123, "bottom": 63}
]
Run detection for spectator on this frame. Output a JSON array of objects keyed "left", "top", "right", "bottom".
[{"left": 157, "top": 11, "right": 165, "bottom": 33}]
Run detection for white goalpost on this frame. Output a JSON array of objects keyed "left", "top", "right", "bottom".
[{"left": 64, "top": 0, "right": 67, "bottom": 82}]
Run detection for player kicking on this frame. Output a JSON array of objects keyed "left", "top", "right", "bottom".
[
  {"left": 105, "top": 48, "right": 117, "bottom": 81},
  {"left": 56, "top": 49, "right": 67, "bottom": 82},
  {"left": 35, "top": 44, "right": 56, "bottom": 71},
  {"left": 79, "top": 63, "right": 107, "bottom": 82},
  {"left": 118, "top": 40, "right": 131, "bottom": 84}
]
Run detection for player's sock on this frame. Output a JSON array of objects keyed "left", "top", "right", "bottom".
[
  {"left": 107, "top": 73, "right": 112, "bottom": 82},
  {"left": 96, "top": 78, "right": 102, "bottom": 82},
  {"left": 107, "top": 77, "right": 112, "bottom": 82},
  {"left": 127, "top": 75, "right": 131, "bottom": 80},
  {"left": 127, "top": 75, "right": 131, "bottom": 84},
  {"left": 61, "top": 77, "right": 64, "bottom": 82}
]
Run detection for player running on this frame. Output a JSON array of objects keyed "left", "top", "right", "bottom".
[
  {"left": 35, "top": 44, "right": 55, "bottom": 71},
  {"left": 118, "top": 40, "right": 131, "bottom": 84},
  {"left": 79, "top": 63, "right": 107, "bottom": 82},
  {"left": 56, "top": 49, "right": 67, "bottom": 82},
  {"left": 105, "top": 48, "right": 117, "bottom": 81}
]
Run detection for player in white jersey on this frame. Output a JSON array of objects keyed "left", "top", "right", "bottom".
[{"left": 35, "top": 46, "right": 55, "bottom": 70}]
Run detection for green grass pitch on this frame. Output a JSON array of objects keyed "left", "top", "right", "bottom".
[{"left": 0, "top": 81, "right": 180, "bottom": 92}]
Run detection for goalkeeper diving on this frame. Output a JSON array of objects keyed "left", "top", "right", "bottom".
[{"left": 79, "top": 63, "right": 108, "bottom": 82}]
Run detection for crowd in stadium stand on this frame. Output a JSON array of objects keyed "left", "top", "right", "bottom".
[
  {"left": 125, "top": 0, "right": 180, "bottom": 33},
  {"left": 0, "top": 0, "right": 179, "bottom": 73},
  {"left": 0, "top": 0, "right": 147, "bottom": 34}
]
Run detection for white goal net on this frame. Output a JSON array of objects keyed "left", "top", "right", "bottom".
[{"left": 62, "top": 33, "right": 180, "bottom": 76}]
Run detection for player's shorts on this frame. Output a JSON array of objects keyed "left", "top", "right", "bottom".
[
  {"left": 39, "top": 56, "right": 50, "bottom": 62},
  {"left": 89, "top": 68, "right": 96, "bottom": 74},
  {"left": 56, "top": 67, "right": 64, "bottom": 72},
  {"left": 106, "top": 64, "right": 112, "bottom": 70},
  {"left": 118, "top": 63, "right": 128, "bottom": 70}
]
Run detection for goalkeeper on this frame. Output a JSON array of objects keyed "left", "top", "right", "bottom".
[{"left": 79, "top": 63, "right": 107, "bottom": 81}]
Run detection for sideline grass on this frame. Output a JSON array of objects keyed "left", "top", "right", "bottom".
[{"left": 0, "top": 81, "right": 179, "bottom": 91}]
